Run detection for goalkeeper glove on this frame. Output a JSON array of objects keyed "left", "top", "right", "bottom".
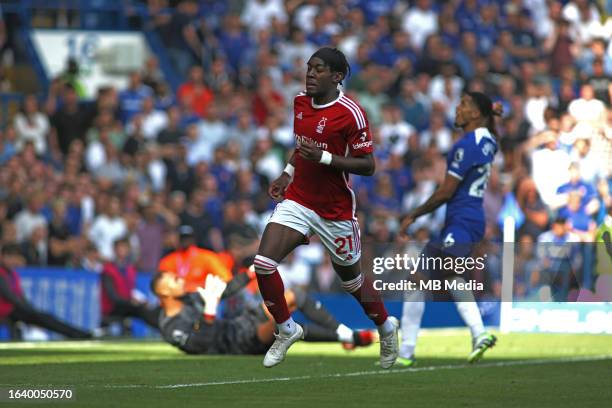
[{"left": 196, "top": 274, "right": 228, "bottom": 319}]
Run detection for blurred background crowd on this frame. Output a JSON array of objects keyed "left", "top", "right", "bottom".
[{"left": 0, "top": 0, "right": 611, "bottom": 300}]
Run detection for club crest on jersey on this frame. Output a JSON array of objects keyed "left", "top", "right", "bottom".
[
  {"left": 316, "top": 117, "right": 328, "bottom": 134},
  {"left": 296, "top": 112, "right": 303, "bottom": 120},
  {"left": 452, "top": 148, "right": 464, "bottom": 168},
  {"left": 455, "top": 148, "right": 464, "bottom": 162}
]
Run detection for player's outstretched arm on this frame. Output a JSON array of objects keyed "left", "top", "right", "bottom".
[
  {"left": 400, "top": 173, "right": 460, "bottom": 234},
  {"left": 299, "top": 140, "right": 375, "bottom": 176}
]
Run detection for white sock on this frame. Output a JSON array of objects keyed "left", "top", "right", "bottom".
[
  {"left": 336, "top": 324, "right": 354, "bottom": 343},
  {"left": 277, "top": 317, "right": 297, "bottom": 336},
  {"left": 448, "top": 277, "right": 486, "bottom": 340},
  {"left": 400, "top": 291, "right": 425, "bottom": 358},
  {"left": 377, "top": 317, "right": 395, "bottom": 336}
]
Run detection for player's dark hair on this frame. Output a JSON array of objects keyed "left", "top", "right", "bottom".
[
  {"left": 466, "top": 91, "right": 501, "bottom": 138},
  {"left": 311, "top": 47, "right": 351, "bottom": 84}
]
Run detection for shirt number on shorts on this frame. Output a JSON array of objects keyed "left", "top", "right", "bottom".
[{"left": 334, "top": 235, "right": 354, "bottom": 255}]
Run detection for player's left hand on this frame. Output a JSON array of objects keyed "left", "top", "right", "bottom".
[
  {"left": 298, "top": 139, "right": 323, "bottom": 162},
  {"left": 197, "top": 275, "right": 228, "bottom": 318},
  {"left": 399, "top": 214, "right": 416, "bottom": 237}
]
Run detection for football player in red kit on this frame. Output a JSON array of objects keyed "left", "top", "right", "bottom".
[{"left": 253, "top": 47, "right": 399, "bottom": 368}]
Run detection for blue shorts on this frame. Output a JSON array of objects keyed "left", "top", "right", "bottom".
[{"left": 418, "top": 224, "right": 481, "bottom": 278}]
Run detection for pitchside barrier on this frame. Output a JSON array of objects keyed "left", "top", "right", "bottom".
[
  {"left": 499, "top": 216, "right": 612, "bottom": 335},
  {"left": 0, "top": 267, "right": 500, "bottom": 341}
]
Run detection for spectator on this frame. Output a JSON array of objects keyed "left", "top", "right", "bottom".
[
  {"left": 428, "top": 63, "right": 464, "bottom": 123},
  {"left": 88, "top": 195, "right": 127, "bottom": 261},
  {"left": 241, "top": 0, "right": 287, "bottom": 35},
  {"left": 517, "top": 178, "right": 550, "bottom": 240},
  {"left": 0, "top": 126, "right": 18, "bottom": 165},
  {"left": 420, "top": 111, "right": 452, "bottom": 154},
  {"left": 100, "top": 237, "right": 159, "bottom": 331},
  {"left": 155, "top": 0, "right": 200, "bottom": 77},
  {"left": 177, "top": 66, "right": 215, "bottom": 119},
  {"left": 157, "top": 106, "right": 183, "bottom": 147},
  {"left": 395, "top": 78, "right": 428, "bottom": 131},
  {"left": 194, "top": 103, "right": 228, "bottom": 163},
  {"left": 559, "top": 190, "right": 597, "bottom": 242},
  {"left": 251, "top": 74, "right": 285, "bottom": 127},
  {"left": 20, "top": 224, "right": 48, "bottom": 266},
  {"left": 530, "top": 131, "right": 569, "bottom": 207},
  {"left": 80, "top": 241, "right": 104, "bottom": 273},
  {"left": 157, "top": 225, "right": 232, "bottom": 292},
  {"left": 402, "top": 0, "right": 438, "bottom": 51},
  {"left": 136, "top": 201, "right": 171, "bottom": 272},
  {"left": 86, "top": 109, "right": 126, "bottom": 151},
  {"left": 179, "top": 189, "right": 217, "bottom": 250},
  {"left": 14, "top": 190, "right": 47, "bottom": 244},
  {"left": 570, "top": 137, "right": 601, "bottom": 184},
  {"left": 14, "top": 95, "right": 50, "bottom": 156},
  {"left": 524, "top": 80, "right": 552, "bottom": 132},
  {"left": 587, "top": 59, "right": 611, "bottom": 106},
  {"left": 378, "top": 104, "right": 416, "bottom": 156},
  {"left": 141, "top": 56, "right": 166, "bottom": 96},
  {"left": 555, "top": 162, "right": 599, "bottom": 215},
  {"left": 47, "top": 199, "right": 74, "bottom": 266},
  {"left": 218, "top": 14, "right": 252, "bottom": 75},
  {"left": 358, "top": 77, "right": 390, "bottom": 128},
  {"left": 50, "top": 84, "right": 92, "bottom": 157},
  {"left": 537, "top": 217, "right": 581, "bottom": 300},
  {"left": 568, "top": 83, "right": 606, "bottom": 126},
  {"left": 590, "top": 110, "right": 612, "bottom": 178},
  {"left": 577, "top": 38, "right": 612, "bottom": 77},
  {"left": 454, "top": 31, "right": 479, "bottom": 80},
  {"left": 136, "top": 95, "right": 168, "bottom": 141},
  {"left": 561, "top": 0, "right": 603, "bottom": 44},
  {"left": 60, "top": 58, "right": 87, "bottom": 98},
  {"left": 544, "top": 19, "right": 577, "bottom": 78},
  {"left": 118, "top": 71, "right": 153, "bottom": 124}
]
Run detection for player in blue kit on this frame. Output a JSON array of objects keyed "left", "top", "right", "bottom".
[{"left": 398, "top": 92, "right": 501, "bottom": 366}]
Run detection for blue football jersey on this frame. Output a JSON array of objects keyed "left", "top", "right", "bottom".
[{"left": 445, "top": 127, "right": 498, "bottom": 241}]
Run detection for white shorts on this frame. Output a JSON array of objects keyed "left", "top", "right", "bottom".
[{"left": 268, "top": 199, "right": 361, "bottom": 266}]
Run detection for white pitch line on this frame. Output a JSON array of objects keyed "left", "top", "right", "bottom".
[
  {"left": 1, "top": 355, "right": 610, "bottom": 390},
  {"left": 102, "top": 354, "right": 612, "bottom": 389}
]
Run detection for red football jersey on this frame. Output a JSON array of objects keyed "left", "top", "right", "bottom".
[{"left": 285, "top": 90, "right": 374, "bottom": 220}]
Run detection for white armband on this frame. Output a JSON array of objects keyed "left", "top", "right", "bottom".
[
  {"left": 319, "top": 151, "right": 333, "bottom": 165},
  {"left": 283, "top": 163, "right": 295, "bottom": 178}
]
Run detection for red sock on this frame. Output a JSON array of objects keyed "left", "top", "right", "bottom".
[
  {"left": 256, "top": 270, "right": 291, "bottom": 323},
  {"left": 344, "top": 275, "right": 388, "bottom": 326}
]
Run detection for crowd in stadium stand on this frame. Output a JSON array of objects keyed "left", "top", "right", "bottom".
[{"left": 0, "top": 0, "right": 611, "bottom": 300}]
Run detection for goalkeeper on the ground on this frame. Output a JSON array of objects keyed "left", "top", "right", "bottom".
[{"left": 151, "top": 271, "right": 373, "bottom": 355}]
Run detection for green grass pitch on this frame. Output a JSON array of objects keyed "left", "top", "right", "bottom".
[{"left": 1, "top": 330, "right": 611, "bottom": 407}]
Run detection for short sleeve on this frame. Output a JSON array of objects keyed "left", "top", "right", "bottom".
[
  {"left": 347, "top": 113, "right": 373, "bottom": 156},
  {"left": 447, "top": 142, "right": 474, "bottom": 180}
]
